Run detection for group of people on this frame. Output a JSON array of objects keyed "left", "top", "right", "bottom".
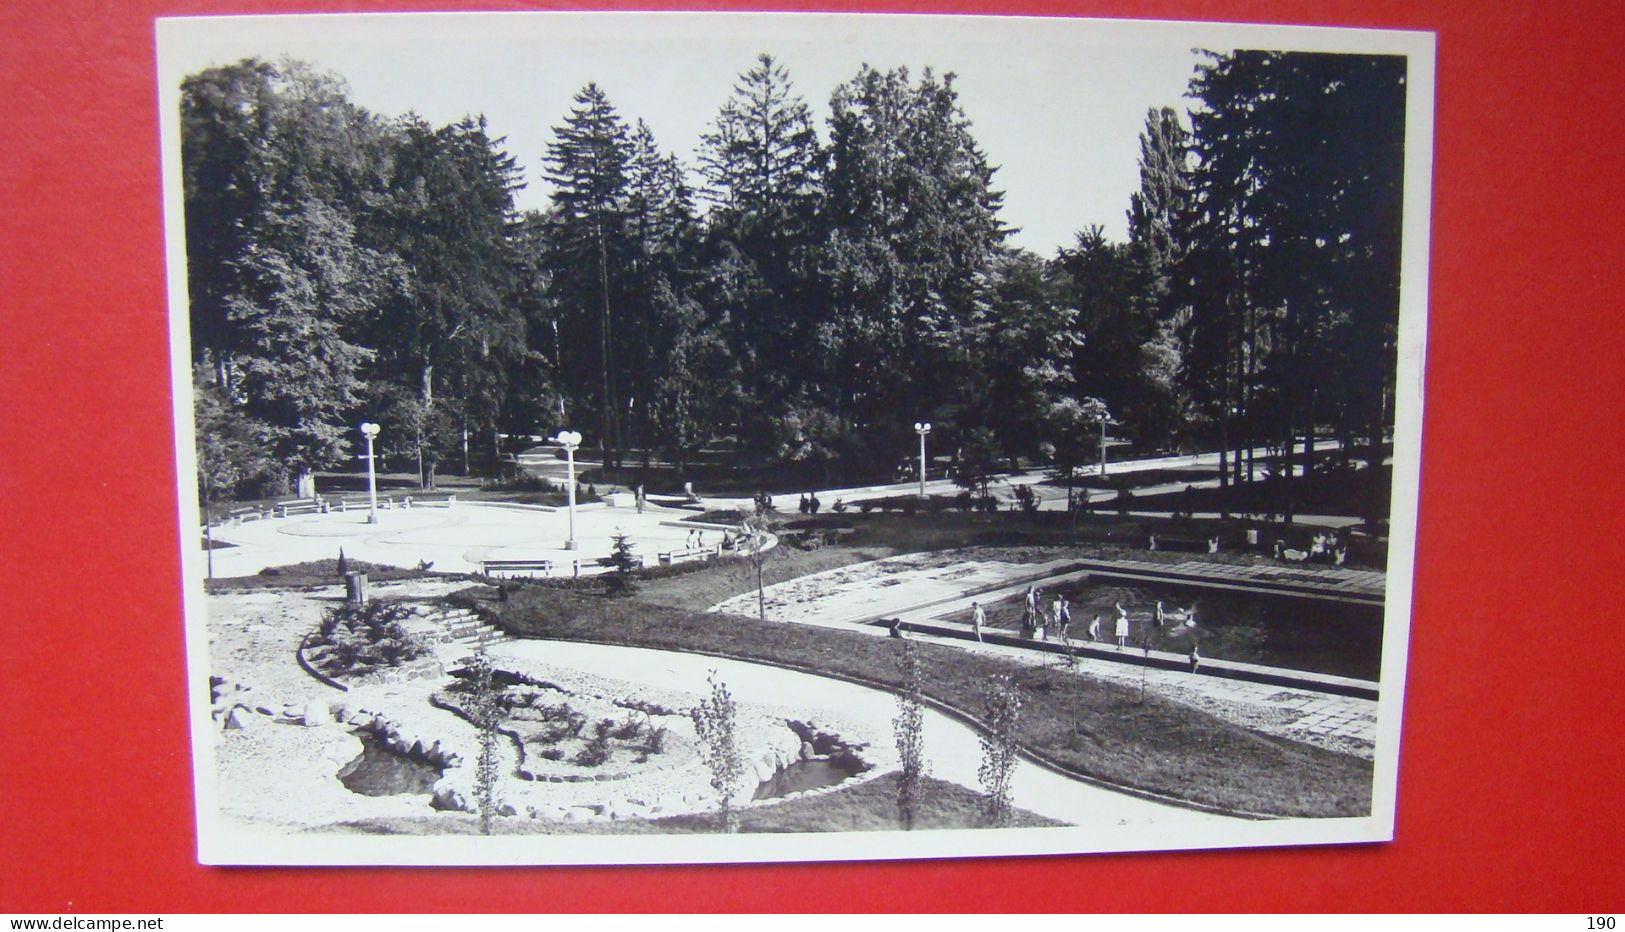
[
  {"left": 684, "top": 528, "right": 709, "bottom": 551},
  {"left": 796, "top": 492, "right": 823, "bottom": 515},
  {"left": 1017, "top": 586, "right": 1072, "bottom": 640},
  {"left": 964, "top": 593, "right": 1202, "bottom": 673},
  {"left": 1274, "top": 531, "right": 1349, "bottom": 565}
]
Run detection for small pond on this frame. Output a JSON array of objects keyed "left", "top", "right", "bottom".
[
  {"left": 337, "top": 732, "right": 444, "bottom": 796},
  {"left": 753, "top": 757, "right": 869, "bottom": 801}
]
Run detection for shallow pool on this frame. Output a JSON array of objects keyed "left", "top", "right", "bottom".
[
  {"left": 337, "top": 732, "right": 444, "bottom": 796},
  {"left": 753, "top": 757, "right": 868, "bottom": 801}
]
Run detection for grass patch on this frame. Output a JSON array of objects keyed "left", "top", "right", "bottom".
[
  {"left": 464, "top": 582, "right": 1372, "bottom": 818},
  {"left": 203, "top": 558, "right": 458, "bottom": 592},
  {"left": 318, "top": 773, "right": 1064, "bottom": 835}
]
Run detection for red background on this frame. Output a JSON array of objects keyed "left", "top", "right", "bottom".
[{"left": 3, "top": 0, "right": 1622, "bottom": 913}]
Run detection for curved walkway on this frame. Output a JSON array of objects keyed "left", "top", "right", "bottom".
[{"left": 487, "top": 640, "right": 1237, "bottom": 830}]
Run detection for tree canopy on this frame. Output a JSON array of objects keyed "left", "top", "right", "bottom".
[{"left": 182, "top": 50, "right": 1407, "bottom": 504}]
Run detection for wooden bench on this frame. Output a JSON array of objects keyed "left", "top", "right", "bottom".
[
  {"left": 480, "top": 558, "right": 570, "bottom": 579},
  {"left": 657, "top": 547, "right": 714, "bottom": 566},
  {"left": 330, "top": 492, "right": 458, "bottom": 513},
  {"left": 227, "top": 504, "right": 270, "bottom": 524},
  {"left": 274, "top": 498, "right": 323, "bottom": 518}
]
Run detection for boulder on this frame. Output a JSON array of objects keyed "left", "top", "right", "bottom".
[
  {"left": 431, "top": 785, "right": 471, "bottom": 813},
  {"left": 302, "top": 699, "right": 329, "bottom": 727},
  {"left": 224, "top": 706, "right": 255, "bottom": 730}
]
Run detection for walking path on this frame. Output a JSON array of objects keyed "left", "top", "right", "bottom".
[
  {"left": 487, "top": 640, "right": 1238, "bottom": 830},
  {"left": 724, "top": 439, "right": 1352, "bottom": 515},
  {"left": 207, "top": 582, "right": 1239, "bottom": 836}
]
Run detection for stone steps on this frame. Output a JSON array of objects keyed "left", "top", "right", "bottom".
[{"left": 409, "top": 605, "right": 511, "bottom": 652}]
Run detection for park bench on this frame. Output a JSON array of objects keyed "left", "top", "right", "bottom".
[
  {"left": 226, "top": 504, "right": 270, "bottom": 524},
  {"left": 657, "top": 547, "right": 714, "bottom": 566},
  {"left": 329, "top": 492, "right": 458, "bottom": 513},
  {"left": 274, "top": 497, "right": 323, "bottom": 518},
  {"left": 480, "top": 558, "right": 569, "bottom": 578},
  {"left": 1147, "top": 533, "right": 1221, "bottom": 554}
]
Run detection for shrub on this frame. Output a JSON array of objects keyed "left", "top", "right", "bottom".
[
  {"left": 465, "top": 650, "right": 502, "bottom": 835},
  {"left": 646, "top": 726, "right": 669, "bottom": 755},
  {"left": 691, "top": 672, "right": 745, "bottom": 832},
  {"left": 602, "top": 530, "right": 640, "bottom": 597},
  {"left": 893, "top": 639, "right": 928, "bottom": 830},
  {"left": 978, "top": 674, "right": 1024, "bottom": 827},
  {"left": 310, "top": 601, "right": 430, "bottom": 676},
  {"left": 574, "top": 719, "right": 614, "bottom": 767}
]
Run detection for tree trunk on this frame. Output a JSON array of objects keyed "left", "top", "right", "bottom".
[
  {"left": 419, "top": 363, "right": 434, "bottom": 490},
  {"left": 1301, "top": 389, "right": 1317, "bottom": 512},
  {"left": 596, "top": 219, "right": 616, "bottom": 470}
]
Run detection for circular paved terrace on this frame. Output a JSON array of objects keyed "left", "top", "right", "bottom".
[{"left": 206, "top": 499, "right": 735, "bottom": 579}]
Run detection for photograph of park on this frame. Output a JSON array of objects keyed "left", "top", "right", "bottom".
[{"left": 159, "top": 12, "right": 1432, "bottom": 864}]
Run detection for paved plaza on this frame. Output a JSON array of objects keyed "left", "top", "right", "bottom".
[{"left": 205, "top": 498, "right": 732, "bottom": 578}]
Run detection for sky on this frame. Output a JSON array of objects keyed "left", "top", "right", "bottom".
[{"left": 158, "top": 12, "right": 1277, "bottom": 255}]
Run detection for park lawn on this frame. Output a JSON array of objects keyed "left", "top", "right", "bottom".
[
  {"left": 463, "top": 583, "right": 1373, "bottom": 819},
  {"left": 202, "top": 558, "right": 457, "bottom": 592},
  {"left": 318, "top": 773, "right": 1063, "bottom": 835}
]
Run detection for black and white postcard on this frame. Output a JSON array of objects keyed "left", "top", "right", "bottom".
[{"left": 158, "top": 10, "right": 1434, "bottom": 865}]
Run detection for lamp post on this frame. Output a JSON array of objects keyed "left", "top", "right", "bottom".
[
  {"left": 913, "top": 422, "right": 932, "bottom": 498},
  {"left": 554, "top": 429, "right": 583, "bottom": 550},
  {"left": 359, "top": 422, "right": 381, "bottom": 524},
  {"left": 1099, "top": 415, "right": 1108, "bottom": 477}
]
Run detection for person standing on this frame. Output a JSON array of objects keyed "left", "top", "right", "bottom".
[
  {"left": 1088, "top": 613, "right": 1102, "bottom": 642},
  {"left": 971, "top": 601, "right": 985, "bottom": 643},
  {"left": 1054, "top": 595, "right": 1070, "bottom": 642},
  {"left": 1114, "top": 602, "right": 1129, "bottom": 649},
  {"left": 1188, "top": 644, "right": 1201, "bottom": 674}
]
